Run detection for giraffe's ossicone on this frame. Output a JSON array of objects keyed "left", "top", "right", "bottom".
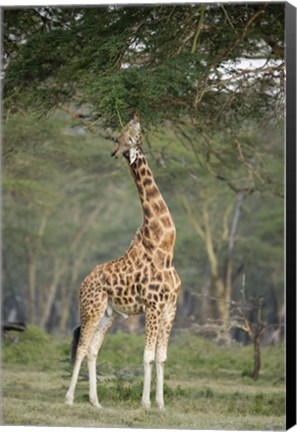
[{"left": 65, "top": 113, "right": 181, "bottom": 410}]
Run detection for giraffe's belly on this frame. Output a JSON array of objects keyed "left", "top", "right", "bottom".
[{"left": 108, "top": 296, "right": 145, "bottom": 316}]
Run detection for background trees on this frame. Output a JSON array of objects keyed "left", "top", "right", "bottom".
[{"left": 3, "top": 4, "right": 284, "bottom": 338}]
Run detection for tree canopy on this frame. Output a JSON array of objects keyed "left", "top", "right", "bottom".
[{"left": 4, "top": 4, "right": 284, "bottom": 128}]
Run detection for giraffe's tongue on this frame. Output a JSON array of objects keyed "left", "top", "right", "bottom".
[
  {"left": 111, "top": 148, "right": 119, "bottom": 158},
  {"left": 111, "top": 137, "right": 128, "bottom": 159},
  {"left": 111, "top": 145, "right": 123, "bottom": 159}
]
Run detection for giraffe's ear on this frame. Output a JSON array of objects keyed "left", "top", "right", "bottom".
[{"left": 129, "top": 148, "right": 137, "bottom": 165}]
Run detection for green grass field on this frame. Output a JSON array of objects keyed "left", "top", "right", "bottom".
[{"left": 1, "top": 325, "right": 285, "bottom": 429}]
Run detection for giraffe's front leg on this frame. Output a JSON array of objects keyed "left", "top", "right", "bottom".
[
  {"left": 155, "top": 301, "right": 177, "bottom": 410},
  {"left": 142, "top": 307, "right": 162, "bottom": 409},
  {"left": 156, "top": 350, "right": 166, "bottom": 410},
  {"left": 142, "top": 347, "right": 155, "bottom": 409}
]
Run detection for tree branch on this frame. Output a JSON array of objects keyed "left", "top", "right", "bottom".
[{"left": 191, "top": 6, "right": 205, "bottom": 53}]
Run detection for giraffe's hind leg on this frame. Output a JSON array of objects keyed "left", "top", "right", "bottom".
[
  {"left": 87, "top": 309, "right": 115, "bottom": 408},
  {"left": 155, "top": 300, "right": 177, "bottom": 410},
  {"left": 65, "top": 293, "right": 108, "bottom": 406}
]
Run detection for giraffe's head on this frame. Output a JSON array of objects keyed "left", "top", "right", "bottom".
[{"left": 111, "top": 113, "right": 142, "bottom": 164}]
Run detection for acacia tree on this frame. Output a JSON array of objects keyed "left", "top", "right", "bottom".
[
  {"left": 3, "top": 5, "right": 285, "bottom": 203},
  {"left": 3, "top": 4, "right": 285, "bottom": 334},
  {"left": 181, "top": 189, "right": 244, "bottom": 325}
]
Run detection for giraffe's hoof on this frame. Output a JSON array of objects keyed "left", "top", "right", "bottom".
[
  {"left": 156, "top": 399, "right": 165, "bottom": 410},
  {"left": 90, "top": 399, "right": 102, "bottom": 409},
  {"left": 141, "top": 400, "right": 151, "bottom": 410},
  {"left": 65, "top": 395, "right": 74, "bottom": 406}
]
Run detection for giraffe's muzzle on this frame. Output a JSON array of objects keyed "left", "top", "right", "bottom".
[{"left": 111, "top": 136, "right": 130, "bottom": 159}]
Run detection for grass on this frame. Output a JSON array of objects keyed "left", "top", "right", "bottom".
[{"left": 1, "top": 325, "right": 285, "bottom": 429}]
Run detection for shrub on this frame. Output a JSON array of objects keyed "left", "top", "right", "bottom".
[{"left": 2, "top": 325, "right": 64, "bottom": 370}]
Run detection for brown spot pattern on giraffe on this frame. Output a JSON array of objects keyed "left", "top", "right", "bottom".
[
  {"left": 76, "top": 144, "right": 181, "bottom": 368},
  {"left": 78, "top": 258, "right": 179, "bottom": 319}
]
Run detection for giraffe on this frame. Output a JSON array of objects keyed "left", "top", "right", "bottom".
[{"left": 65, "top": 113, "right": 181, "bottom": 410}]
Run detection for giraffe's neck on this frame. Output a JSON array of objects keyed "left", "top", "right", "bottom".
[{"left": 126, "top": 151, "right": 176, "bottom": 265}]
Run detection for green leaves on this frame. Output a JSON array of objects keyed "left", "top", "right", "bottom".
[{"left": 4, "top": 5, "right": 284, "bottom": 128}]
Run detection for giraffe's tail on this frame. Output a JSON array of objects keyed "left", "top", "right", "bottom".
[{"left": 71, "top": 325, "right": 81, "bottom": 364}]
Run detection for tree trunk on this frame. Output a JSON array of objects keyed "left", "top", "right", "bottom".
[
  {"left": 27, "top": 259, "right": 37, "bottom": 324},
  {"left": 26, "top": 211, "right": 48, "bottom": 324},
  {"left": 40, "top": 257, "right": 68, "bottom": 330},
  {"left": 60, "top": 204, "right": 102, "bottom": 332},
  {"left": 223, "top": 192, "right": 245, "bottom": 320},
  {"left": 200, "top": 269, "right": 211, "bottom": 322},
  {"left": 59, "top": 242, "right": 89, "bottom": 334},
  {"left": 252, "top": 335, "right": 261, "bottom": 380},
  {"left": 203, "top": 202, "right": 229, "bottom": 324},
  {"left": 181, "top": 192, "right": 244, "bottom": 326}
]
